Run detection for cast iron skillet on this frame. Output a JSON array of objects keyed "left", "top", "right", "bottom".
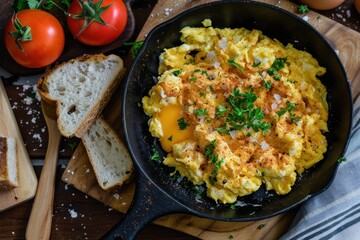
[{"left": 103, "top": 1, "right": 352, "bottom": 239}]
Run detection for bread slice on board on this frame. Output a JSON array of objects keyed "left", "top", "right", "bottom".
[
  {"left": 82, "top": 117, "right": 133, "bottom": 191},
  {"left": 0, "top": 136, "right": 19, "bottom": 190},
  {"left": 37, "top": 54, "right": 125, "bottom": 138}
]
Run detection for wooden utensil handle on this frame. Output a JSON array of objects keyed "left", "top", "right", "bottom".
[{"left": 25, "top": 120, "right": 61, "bottom": 240}]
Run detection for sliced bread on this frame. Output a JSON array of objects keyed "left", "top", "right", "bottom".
[
  {"left": 0, "top": 136, "right": 19, "bottom": 190},
  {"left": 82, "top": 117, "right": 133, "bottom": 191},
  {"left": 37, "top": 54, "right": 125, "bottom": 138}
]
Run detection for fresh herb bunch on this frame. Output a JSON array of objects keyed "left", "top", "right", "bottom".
[
  {"left": 13, "top": 0, "right": 71, "bottom": 12},
  {"left": 216, "top": 88, "right": 271, "bottom": 134}
]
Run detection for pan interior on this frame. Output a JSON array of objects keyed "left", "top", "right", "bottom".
[{"left": 123, "top": 1, "right": 352, "bottom": 221}]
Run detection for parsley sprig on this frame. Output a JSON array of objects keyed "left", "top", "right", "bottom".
[
  {"left": 267, "top": 57, "right": 287, "bottom": 80},
  {"left": 298, "top": 5, "right": 309, "bottom": 14},
  {"left": 217, "top": 89, "right": 271, "bottom": 134},
  {"left": 227, "top": 57, "right": 243, "bottom": 73},
  {"left": 276, "top": 101, "right": 301, "bottom": 122},
  {"left": 205, "top": 140, "right": 224, "bottom": 185},
  {"left": 177, "top": 117, "right": 190, "bottom": 130}
]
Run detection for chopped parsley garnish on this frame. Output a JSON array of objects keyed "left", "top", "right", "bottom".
[
  {"left": 286, "top": 79, "right": 296, "bottom": 83},
  {"left": 168, "top": 135, "right": 173, "bottom": 141},
  {"left": 253, "top": 61, "right": 261, "bottom": 67},
  {"left": 264, "top": 80, "right": 272, "bottom": 90},
  {"left": 209, "top": 86, "right": 215, "bottom": 92},
  {"left": 290, "top": 113, "right": 301, "bottom": 122},
  {"left": 200, "top": 92, "right": 206, "bottom": 98},
  {"left": 150, "top": 149, "right": 161, "bottom": 162},
  {"left": 273, "top": 74, "right": 282, "bottom": 81},
  {"left": 216, "top": 104, "right": 228, "bottom": 118},
  {"left": 258, "top": 224, "right": 266, "bottom": 229},
  {"left": 276, "top": 101, "right": 300, "bottom": 122},
  {"left": 194, "top": 108, "right": 207, "bottom": 116},
  {"left": 185, "top": 59, "right": 195, "bottom": 65},
  {"left": 172, "top": 70, "right": 182, "bottom": 76},
  {"left": 298, "top": 5, "right": 309, "bottom": 14},
  {"left": 227, "top": 58, "right": 243, "bottom": 73},
  {"left": 194, "top": 69, "right": 201, "bottom": 73},
  {"left": 189, "top": 77, "right": 197, "bottom": 82},
  {"left": 337, "top": 156, "right": 346, "bottom": 163},
  {"left": 205, "top": 140, "right": 224, "bottom": 185},
  {"left": 202, "top": 70, "right": 208, "bottom": 76},
  {"left": 218, "top": 89, "right": 271, "bottom": 134},
  {"left": 68, "top": 141, "right": 77, "bottom": 150},
  {"left": 124, "top": 41, "right": 144, "bottom": 59},
  {"left": 26, "top": 90, "right": 37, "bottom": 99},
  {"left": 216, "top": 124, "right": 230, "bottom": 134},
  {"left": 267, "top": 57, "right": 287, "bottom": 79},
  {"left": 177, "top": 117, "right": 190, "bottom": 130}
]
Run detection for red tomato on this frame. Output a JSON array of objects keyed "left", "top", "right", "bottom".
[
  {"left": 67, "top": 0, "right": 128, "bottom": 46},
  {"left": 4, "top": 9, "right": 65, "bottom": 68}
]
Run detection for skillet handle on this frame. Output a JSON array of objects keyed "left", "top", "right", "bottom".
[{"left": 101, "top": 169, "right": 189, "bottom": 240}]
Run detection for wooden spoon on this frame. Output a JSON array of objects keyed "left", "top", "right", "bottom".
[{"left": 26, "top": 100, "right": 62, "bottom": 240}]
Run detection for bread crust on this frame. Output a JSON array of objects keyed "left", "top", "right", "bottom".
[
  {"left": 0, "top": 136, "right": 18, "bottom": 190},
  {"left": 82, "top": 117, "right": 134, "bottom": 191},
  {"left": 36, "top": 54, "right": 125, "bottom": 138}
]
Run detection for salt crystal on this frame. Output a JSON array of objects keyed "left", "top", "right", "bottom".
[
  {"left": 69, "top": 209, "right": 78, "bottom": 218},
  {"left": 303, "top": 16, "right": 309, "bottom": 21},
  {"left": 113, "top": 193, "right": 120, "bottom": 200},
  {"left": 260, "top": 141, "right": 269, "bottom": 150}
]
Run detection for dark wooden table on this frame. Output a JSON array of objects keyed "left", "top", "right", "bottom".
[{"left": 0, "top": 0, "right": 359, "bottom": 239}]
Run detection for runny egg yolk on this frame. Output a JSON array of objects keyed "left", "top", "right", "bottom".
[{"left": 156, "top": 104, "right": 195, "bottom": 152}]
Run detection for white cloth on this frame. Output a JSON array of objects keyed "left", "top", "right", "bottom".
[{"left": 281, "top": 96, "right": 360, "bottom": 240}]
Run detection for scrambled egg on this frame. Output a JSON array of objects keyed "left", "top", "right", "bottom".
[{"left": 142, "top": 20, "right": 328, "bottom": 204}]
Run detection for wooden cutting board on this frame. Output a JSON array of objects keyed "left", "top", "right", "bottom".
[
  {"left": 62, "top": 0, "right": 360, "bottom": 239},
  {"left": 0, "top": 81, "right": 38, "bottom": 212}
]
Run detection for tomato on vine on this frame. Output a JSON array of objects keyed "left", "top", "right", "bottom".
[
  {"left": 66, "top": 0, "right": 128, "bottom": 46},
  {"left": 4, "top": 9, "right": 65, "bottom": 68}
]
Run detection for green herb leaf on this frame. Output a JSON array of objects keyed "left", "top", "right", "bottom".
[
  {"left": 27, "top": 0, "right": 41, "bottom": 9},
  {"left": 189, "top": 77, "right": 197, "bottom": 82},
  {"left": 168, "top": 135, "right": 173, "bottom": 141},
  {"left": 298, "top": 5, "right": 309, "bottom": 14},
  {"left": 172, "top": 70, "right": 182, "bottom": 76},
  {"left": 151, "top": 149, "right": 161, "bottom": 162},
  {"left": 200, "top": 92, "right": 206, "bottom": 98},
  {"left": 227, "top": 58, "right": 243, "bottom": 73},
  {"left": 13, "top": 0, "right": 29, "bottom": 11},
  {"left": 177, "top": 117, "right": 190, "bottom": 130},
  {"left": 216, "top": 124, "right": 230, "bottom": 134},
  {"left": 223, "top": 89, "right": 271, "bottom": 134},
  {"left": 124, "top": 41, "right": 144, "bottom": 59},
  {"left": 267, "top": 57, "right": 287, "bottom": 79},
  {"left": 194, "top": 69, "right": 201, "bottom": 73},
  {"left": 194, "top": 108, "right": 207, "bottom": 116},
  {"left": 68, "top": 141, "right": 77, "bottom": 150},
  {"left": 215, "top": 104, "right": 228, "bottom": 118},
  {"left": 337, "top": 156, "right": 346, "bottom": 163},
  {"left": 258, "top": 224, "right": 266, "bottom": 229},
  {"left": 264, "top": 80, "right": 272, "bottom": 90},
  {"left": 253, "top": 61, "right": 261, "bottom": 67}
]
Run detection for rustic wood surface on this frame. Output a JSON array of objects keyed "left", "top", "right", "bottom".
[
  {"left": 0, "top": 0, "right": 360, "bottom": 239},
  {"left": 0, "top": 81, "right": 37, "bottom": 213}
]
